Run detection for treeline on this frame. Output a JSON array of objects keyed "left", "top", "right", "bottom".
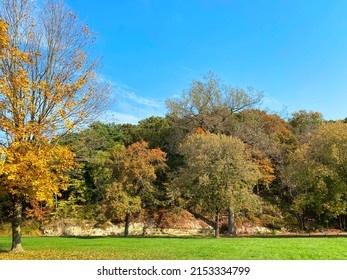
[{"left": 3, "top": 72, "right": 346, "bottom": 237}]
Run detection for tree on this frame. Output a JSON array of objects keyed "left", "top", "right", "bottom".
[
  {"left": 0, "top": 140, "right": 76, "bottom": 250},
  {"left": 289, "top": 110, "right": 324, "bottom": 140},
  {"left": 282, "top": 122, "right": 347, "bottom": 230},
  {"left": 0, "top": 0, "right": 110, "bottom": 251},
  {"left": 137, "top": 116, "right": 171, "bottom": 150},
  {"left": 166, "top": 71, "right": 263, "bottom": 134},
  {"left": 165, "top": 72, "right": 263, "bottom": 156},
  {"left": 105, "top": 141, "right": 167, "bottom": 236},
  {"left": 176, "top": 133, "right": 260, "bottom": 237}
]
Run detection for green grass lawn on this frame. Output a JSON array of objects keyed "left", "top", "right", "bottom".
[{"left": 0, "top": 236, "right": 346, "bottom": 260}]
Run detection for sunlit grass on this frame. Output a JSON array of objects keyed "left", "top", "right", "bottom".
[{"left": 0, "top": 236, "right": 346, "bottom": 260}]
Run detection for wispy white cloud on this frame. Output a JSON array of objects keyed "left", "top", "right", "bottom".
[
  {"left": 262, "top": 96, "right": 284, "bottom": 111},
  {"left": 96, "top": 75, "right": 165, "bottom": 124},
  {"left": 261, "top": 95, "right": 289, "bottom": 118},
  {"left": 97, "top": 110, "right": 141, "bottom": 124},
  {"left": 124, "top": 92, "right": 162, "bottom": 108}
]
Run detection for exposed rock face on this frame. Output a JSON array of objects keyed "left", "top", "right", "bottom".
[
  {"left": 236, "top": 226, "right": 272, "bottom": 235},
  {"left": 43, "top": 222, "right": 214, "bottom": 237},
  {"left": 42, "top": 210, "right": 214, "bottom": 237}
]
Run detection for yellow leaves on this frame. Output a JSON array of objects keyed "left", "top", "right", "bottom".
[
  {"left": 76, "top": 77, "right": 87, "bottom": 89},
  {"left": 0, "top": 20, "right": 9, "bottom": 58},
  {"left": 65, "top": 120, "right": 74, "bottom": 129},
  {"left": 82, "top": 93, "right": 88, "bottom": 103},
  {"left": 10, "top": 46, "right": 30, "bottom": 62},
  {"left": 58, "top": 108, "right": 66, "bottom": 119},
  {"left": 0, "top": 140, "right": 76, "bottom": 202},
  {"left": 250, "top": 149, "right": 275, "bottom": 187}
]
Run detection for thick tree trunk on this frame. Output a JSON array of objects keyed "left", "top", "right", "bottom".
[
  {"left": 124, "top": 213, "right": 130, "bottom": 237},
  {"left": 227, "top": 207, "right": 237, "bottom": 237},
  {"left": 214, "top": 211, "right": 220, "bottom": 238},
  {"left": 11, "top": 196, "right": 24, "bottom": 252}
]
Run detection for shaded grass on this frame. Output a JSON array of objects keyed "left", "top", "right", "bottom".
[{"left": 0, "top": 236, "right": 346, "bottom": 260}]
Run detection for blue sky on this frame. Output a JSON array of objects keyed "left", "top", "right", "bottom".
[{"left": 66, "top": 0, "right": 347, "bottom": 123}]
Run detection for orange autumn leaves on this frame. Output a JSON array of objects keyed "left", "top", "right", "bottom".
[{"left": 105, "top": 141, "right": 167, "bottom": 220}]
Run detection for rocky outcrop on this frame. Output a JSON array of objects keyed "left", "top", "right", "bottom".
[{"left": 42, "top": 210, "right": 214, "bottom": 237}]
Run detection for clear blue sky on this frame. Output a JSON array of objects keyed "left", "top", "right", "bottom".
[{"left": 66, "top": 0, "right": 347, "bottom": 123}]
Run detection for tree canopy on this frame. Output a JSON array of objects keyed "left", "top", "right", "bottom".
[
  {"left": 0, "top": 0, "right": 110, "bottom": 251},
  {"left": 175, "top": 132, "right": 260, "bottom": 237}
]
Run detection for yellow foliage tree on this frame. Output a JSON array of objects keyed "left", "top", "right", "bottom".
[
  {"left": 0, "top": 0, "right": 109, "bottom": 252},
  {"left": 0, "top": 19, "right": 76, "bottom": 252}
]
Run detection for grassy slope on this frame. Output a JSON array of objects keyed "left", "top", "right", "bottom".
[{"left": 0, "top": 236, "right": 346, "bottom": 260}]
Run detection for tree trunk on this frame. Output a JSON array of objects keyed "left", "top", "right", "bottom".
[
  {"left": 340, "top": 214, "right": 347, "bottom": 231},
  {"left": 124, "top": 213, "right": 130, "bottom": 237},
  {"left": 301, "top": 209, "right": 306, "bottom": 231},
  {"left": 11, "top": 196, "right": 24, "bottom": 252},
  {"left": 295, "top": 211, "right": 306, "bottom": 231},
  {"left": 227, "top": 207, "right": 237, "bottom": 237},
  {"left": 214, "top": 210, "right": 220, "bottom": 238}
]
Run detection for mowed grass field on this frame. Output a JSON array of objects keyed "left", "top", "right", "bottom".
[{"left": 0, "top": 236, "right": 346, "bottom": 260}]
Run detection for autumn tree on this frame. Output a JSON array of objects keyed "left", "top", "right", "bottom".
[
  {"left": 175, "top": 133, "right": 260, "bottom": 237},
  {"left": 166, "top": 71, "right": 263, "bottom": 134},
  {"left": 105, "top": 141, "right": 167, "bottom": 237},
  {"left": 289, "top": 110, "right": 324, "bottom": 137},
  {"left": 0, "top": 0, "right": 110, "bottom": 251},
  {"left": 165, "top": 71, "right": 263, "bottom": 160},
  {"left": 282, "top": 122, "right": 347, "bottom": 230}
]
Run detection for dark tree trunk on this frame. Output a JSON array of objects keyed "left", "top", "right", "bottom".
[
  {"left": 295, "top": 210, "right": 306, "bottom": 231},
  {"left": 300, "top": 210, "right": 307, "bottom": 231},
  {"left": 214, "top": 210, "right": 220, "bottom": 238},
  {"left": 124, "top": 212, "right": 130, "bottom": 237},
  {"left": 340, "top": 214, "right": 347, "bottom": 231},
  {"left": 227, "top": 207, "right": 237, "bottom": 237},
  {"left": 11, "top": 196, "right": 24, "bottom": 252}
]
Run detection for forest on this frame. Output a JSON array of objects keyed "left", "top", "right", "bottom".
[
  {"left": 3, "top": 69, "right": 347, "bottom": 240},
  {"left": 53, "top": 78, "right": 347, "bottom": 238},
  {"left": 1, "top": 0, "right": 347, "bottom": 254}
]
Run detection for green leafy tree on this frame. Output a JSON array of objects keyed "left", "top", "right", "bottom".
[
  {"left": 283, "top": 122, "right": 347, "bottom": 230},
  {"left": 289, "top": 110, "right": 324, "bottom": 140},
  {"left": 137, "top": 116, "right": 171, "bottom": 150},
  {"left": 176, "top": 133, "right": 260, "bottom": 237}
]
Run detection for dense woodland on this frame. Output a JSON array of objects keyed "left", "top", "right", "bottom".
[
  {"left": 1, "top": 0, "right": 347, "bottom": 252},
  {"left": 4, "top": 71, "right": 347, "bottom": 238},
  {"left": 54, "top": 76, "right": 346, "bottom": 238}
]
